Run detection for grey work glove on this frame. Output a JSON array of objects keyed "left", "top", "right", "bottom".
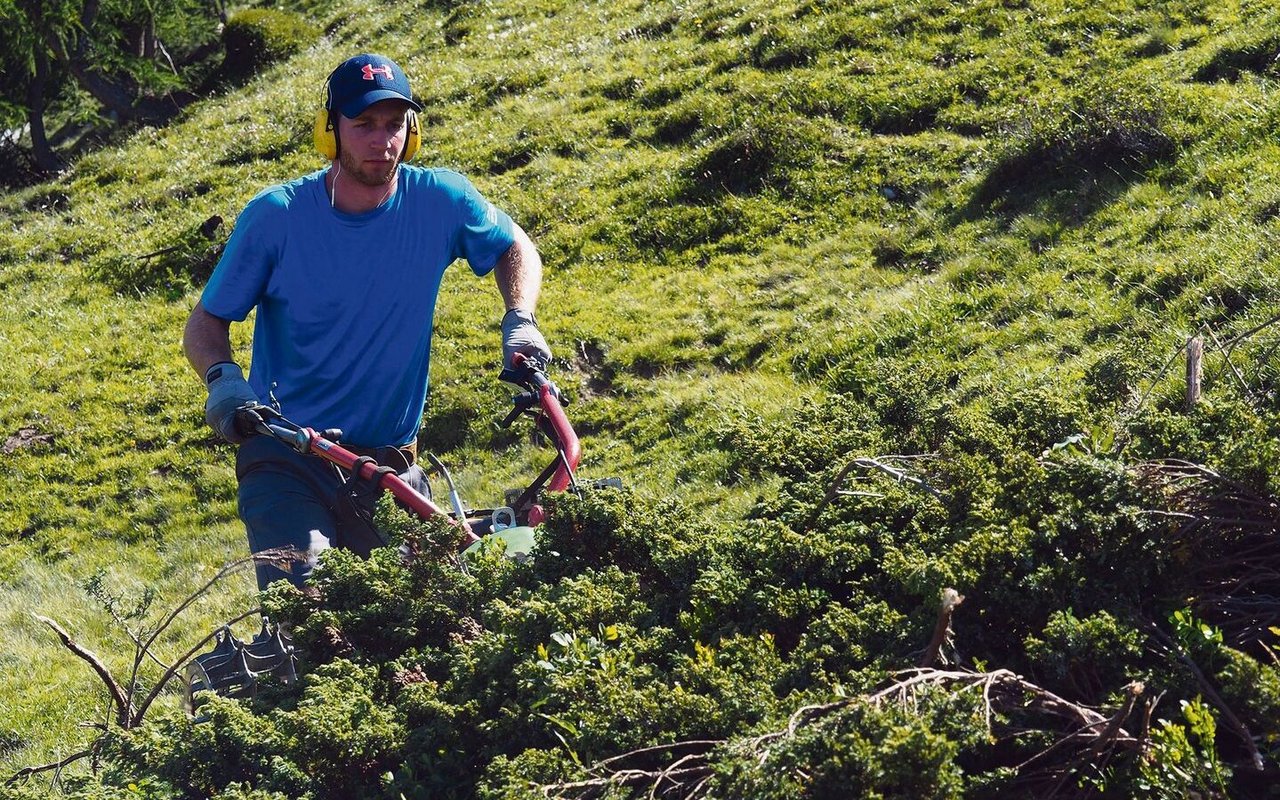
[
  {"left": 501, "top": 308, "right": 552, "bottom": 368},
  {"left": 204, "top": 361, "right": 259, "bottom": 444}
]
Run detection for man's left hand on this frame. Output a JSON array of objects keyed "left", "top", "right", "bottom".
[{"left": 501, "top": 308, "right": 552, "bottom": 367}]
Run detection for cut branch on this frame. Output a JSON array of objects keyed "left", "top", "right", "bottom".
[
  {"left": 5, "top": 748, "right": 94, "bottom": 788},
  {"left": 540, "top": 668, "right": 1142, "bottom": 800},
  {"left": 34, "top": 615, "right": 129, "bottom": 727},
  {"left": 804, "top": 454, "right": 941, "bottom": 530},
  {"left": 918, "top": 588, "right": 964, "bottom": 668}
]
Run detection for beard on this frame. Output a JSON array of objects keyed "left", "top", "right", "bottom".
[{"left": 338, "top": 146, "right": 399, "bottom": 187}]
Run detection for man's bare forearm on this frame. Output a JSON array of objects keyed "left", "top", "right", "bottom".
[
  {"left": 494, "top": 224, "right": 542, "bottom": 313},
  {"left": 183, "top": 301, "right": 235, "bottom": 379}
]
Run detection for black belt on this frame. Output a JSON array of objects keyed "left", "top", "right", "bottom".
[{"left": 343, "top": 441, "right": 417, "bottom": 473}]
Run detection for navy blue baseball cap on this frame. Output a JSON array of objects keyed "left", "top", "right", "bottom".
[{"left": 325, "top": 53, "right": 423, "bottom": 118}]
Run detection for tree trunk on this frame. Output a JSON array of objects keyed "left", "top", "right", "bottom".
[
  {"left": 25, "top": 46, "right": 61, "bottom": 173},
  {"left": 46, "top": 0, "right": 158, "bottom": 122},
  {"left": 143, "top": 15, "right": 156, "bottom": 60}
]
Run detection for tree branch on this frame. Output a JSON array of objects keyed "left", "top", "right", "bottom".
[
  {"left": 4, "top": 747, "right": 94, "bottom": 788},
  {"left": 1146, "top": 623, "right": 1265, "bottom": 772},
  {"left": 803, "top": 454, "right": 941, "bottom": 530},
  {"left": 918, "top": 588, "right": 964, "bottom": 668},
  {"left": 130, "top": 606, "right": 261, "bottom": 727},
  {"left": 34, "top": 615, "right": 129, "bottom": 727}
]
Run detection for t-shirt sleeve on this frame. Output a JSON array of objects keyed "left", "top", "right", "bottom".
[
  {"left": 446, "top": 172, "right": 516, "bottom": 276},
  {"left": 200, "top": 189, "right": 286, "bottom": 321}
]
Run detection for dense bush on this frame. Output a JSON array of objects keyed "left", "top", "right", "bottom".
[
  {"left": 29, "top": 424, "right": 1279, "bottom": 799},
  {"left": 219, "top": 9, "right": 321, "bottom": 84}
]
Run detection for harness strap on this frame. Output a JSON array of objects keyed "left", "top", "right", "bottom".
[
  {"left": 344, "top": 441, "right": 417, "bottom": 473},
  {"left": 346, "top": 455, "right": 399, "bottom": 504}
]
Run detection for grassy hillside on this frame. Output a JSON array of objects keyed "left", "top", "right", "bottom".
[{"left": 2, "top": 0, "right": 1280, "bottom": 795}]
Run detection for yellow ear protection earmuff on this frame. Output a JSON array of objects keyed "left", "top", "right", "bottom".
[
  {"left": 402, "top": 110, "right": 421, "bottom": 161},
  {"left": 313, "top": 107, "right": 340, "bottom": 160}
]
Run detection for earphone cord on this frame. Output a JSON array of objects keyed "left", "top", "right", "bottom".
[{"left": 330, "top": 161, "right": 341, "bottom": 209}]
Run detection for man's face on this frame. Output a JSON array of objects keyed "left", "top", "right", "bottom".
[{"left": 336, "top": 100, "right": 411, "bottom": 187}]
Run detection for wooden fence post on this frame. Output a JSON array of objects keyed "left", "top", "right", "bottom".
[{"left": 1185, "top": 334, "right": 1203, "bottom": 410}]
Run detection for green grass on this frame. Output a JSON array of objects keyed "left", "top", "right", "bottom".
[{"left": 5, "top": 0, "right": 1280, "bottom": 790}]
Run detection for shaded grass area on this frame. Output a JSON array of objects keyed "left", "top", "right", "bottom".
[{"left": 4, "top": 0, "right": 1280, "bottom": 791}]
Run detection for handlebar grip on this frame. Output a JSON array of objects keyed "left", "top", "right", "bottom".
[
  {"left": 233, "top": 407, "right": 268, "bottom": 438},
  {"left": 499, "top": 406, "right": 524, "bottom": 429}
]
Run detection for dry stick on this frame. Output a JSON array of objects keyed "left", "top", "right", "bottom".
[
  {"left": 1218, "top": 309, "right": 1280, "bottom": 349},
  {"left": 1002, "top": 679, "right": 1140, "bottom": 800},
  {"left": 542, "top": 669, "right": 1139, "bottom": 800},
  {"left": 1130, "top": 337, "right": 1190, "bottom": 417},
  {"left": 1145, "top": 459, "right": 1272, "bottom": 511},
  {"left": 4, "top": 748, "right": 94, "bottom": 788},
  {"left": 1251, "top": 336, "right": 1280, "bottom": 385},
  {"left": 34, "top": 615, "right": 129, "bottom": 727},
  {"left": 548, "top": 742, "right": 721, "bottom": 800},
  {"left": 1260, "top": 640, "right": 1280, "bottom": 671},
  {"left": 134, "top": 552, "right": 276, "bottom": 675},
  {"left": 918, "top": 588, "right": 964, "bottom": 668},
  {"left": 123, "top": 547, "right": 268, "bottom": 721},
  {"left": 1085, "top": 682, "right": 1142, "bottom": 759},
  {"left": 543, "top": 766, "right": 711, "bottom": 799},
  {"left": 803, "top": 455, "right": 941, "bottom": 530},
  {"left": 1203, "top": 326, "right": 1252, "bottom": 398},
  {"left": 650, "top": 753, "right": 709, "bottom": 799},
  {"left": 1139, "top": 691, "right": 1164, "bottom": 756},
  {"left": 1146, "top": 624, "right": 1266, "bottom": 772},
  {"left": 595, "top": 741, "right": 721, "bottom": 770}
]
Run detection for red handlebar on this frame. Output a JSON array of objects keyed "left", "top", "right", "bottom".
[
  {"left": 302, "top": 431, "right": 480, "bottom": 545},
  {"left": 243, "top": 358, "right": 579, "bottom": 538}
]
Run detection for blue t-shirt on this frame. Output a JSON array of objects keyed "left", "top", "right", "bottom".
[{"left": 201, "top": 165, "right": 516, "bottom": 447}]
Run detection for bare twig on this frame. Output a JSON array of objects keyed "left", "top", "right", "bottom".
[
  {"left": 34, "top": 615, "right": 129, "bottom": 727},
  {"left": 595, "top": 741, "right": 722, "bottom": 770},
  {"left": 137, "top": 244, "right": 181, "bottom": 260},
  {"left": 5, "top": 748, "right": 94, "bottom": 788},
  {"left": 1202, "top": 326, "right": 1252, "bottom": 399},
  {"left": 803, "top": 454, "right": 941, "bottom": 530},
  {"left": 1131, "top": 336, "right": 1191, "bottom": 416},
  {"left": 136, "top": 551, "right": 285, "bottom": 664},
  {"left": 123, "top": 551, "right": 295, "bottom": 728},
  {"left": 130, "top": 606, "right": 261, "bottom": 727},
  {"left": 155, "top": 38, "right": 177, "bottom": 74},
  {"left": 1019, "top": 680, "right": 1143, "bottom": 784},
  {"left": 1218, "top": 310, "right": 1280, "bottom": 350},
  {"left": 539, "top": 666, "right": 1146, "bottom": 800},
  {"left": 1146, "top": 623, "right": 1265, "bottom": 772}
]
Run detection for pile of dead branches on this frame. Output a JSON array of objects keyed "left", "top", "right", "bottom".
[
  {"left": 1137, "top": 459, "right": 1280, "bottom": 648},
  {"left": 539, "top": 667, "right": 1150, "bottom": 800}
]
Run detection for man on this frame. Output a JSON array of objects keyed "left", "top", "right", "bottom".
[{"left": 183, "top": 53, "right": 551, "bottom": 588}]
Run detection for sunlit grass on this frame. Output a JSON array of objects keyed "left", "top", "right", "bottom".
[{"left": 6, "top": 0, "right": 1280, "bottom": 786}]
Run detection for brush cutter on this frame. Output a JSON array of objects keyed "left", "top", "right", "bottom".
[{"left": 185, "top": 355, "right": 620, "bottom": 706}]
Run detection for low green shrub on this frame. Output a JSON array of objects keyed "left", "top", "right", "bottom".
[
  {"left": 219, "top": 9, "right": 321, "bottom": 85},
  {"left": 979, "top": 75, "right": 1179, "bottom": 205},
  {"left": 86, "top": 215, "right": 225, "bottom": 297}
]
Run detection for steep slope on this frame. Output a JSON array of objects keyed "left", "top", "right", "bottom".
[{"left": 2, "top": 0, "right": 1280, "bottom": 795}]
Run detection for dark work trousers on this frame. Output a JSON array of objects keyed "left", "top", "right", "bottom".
[{"left": 236, "top": 435, "right": 431, "bottom": 589}]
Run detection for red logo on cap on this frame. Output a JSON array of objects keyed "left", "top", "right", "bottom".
[{"left": 362, "top": 64, "right": 393, "bottom": 80}]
